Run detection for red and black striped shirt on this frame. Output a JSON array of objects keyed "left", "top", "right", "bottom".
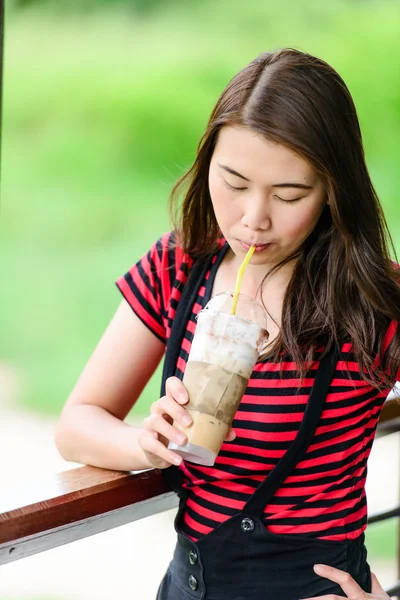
[{"left": 116, "top": 232, "right": 400, "bottom": 542}]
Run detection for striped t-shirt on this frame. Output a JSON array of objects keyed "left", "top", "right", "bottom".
[{"left": 116, "top": 232, "right": 399, "bottom": 542}]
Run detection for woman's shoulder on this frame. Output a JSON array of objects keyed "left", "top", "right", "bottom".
[
  {"left": 154, "top": 231, "right": 227, "bottom": 268},
  {"left": 147, "top": 231, "right": 193, "bottom": 275}
]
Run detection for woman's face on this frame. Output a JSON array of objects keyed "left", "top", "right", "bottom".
[{"left": 208, "top": 126, "right": 327, "bottom": 271}]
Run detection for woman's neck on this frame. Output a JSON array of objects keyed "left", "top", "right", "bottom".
[
  {"left": 211, "top": 248, "right": 295, "bottom": 346},
  {"left": 226, "top": 248, "right": 295, "bottom": 302}
]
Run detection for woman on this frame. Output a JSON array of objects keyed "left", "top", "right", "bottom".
[{"left": 55, "top": 48, "right": 400, "bottom": 599}]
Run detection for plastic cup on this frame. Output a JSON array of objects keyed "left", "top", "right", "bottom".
[{"left": 168, "top": 292, "right": 268, "bottom": 466}]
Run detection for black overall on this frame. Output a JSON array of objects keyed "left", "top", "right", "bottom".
[{"left": 157, "top": 244, "right": 371, "bottom": 600}]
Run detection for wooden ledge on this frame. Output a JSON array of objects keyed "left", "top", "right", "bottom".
[{"left": 0, "top": 466, "right": 177, "bottom": 565}]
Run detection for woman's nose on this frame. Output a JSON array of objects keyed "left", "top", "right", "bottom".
[{"left": 241, "top": 197, "right": 272, "bottom": 231}]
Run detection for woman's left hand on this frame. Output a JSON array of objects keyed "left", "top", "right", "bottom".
[{"left": 300, "top": 564, "right": 390, "bottom": 599}]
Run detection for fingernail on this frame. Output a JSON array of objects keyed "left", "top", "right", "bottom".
[
  {"left": 177, "top": 434, "right": 186, "bottom": 445},
  {"left": 173, "top": 456, "right": 182, "bottom": 465},
  {"left": 182, "top": 414, "right": 192, "bottom": 426}
]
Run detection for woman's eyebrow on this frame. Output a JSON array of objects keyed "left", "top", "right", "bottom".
[
  {"left": 218, "top": 163, "right": 313, "bottom": 189},
  {"left": 272, "top": 182, "right": 313, "bottom": 189},
  {"left": 218, "top": 163, "right": 250, "bottom": 181}
]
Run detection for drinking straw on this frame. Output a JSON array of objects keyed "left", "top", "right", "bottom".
[{"left": 231, "top": 245, "right": 256, "bottom": 315}]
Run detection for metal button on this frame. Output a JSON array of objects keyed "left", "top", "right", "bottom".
[
  {"left": 241, "top": 517, "right": 255, "bottom": 532},
  {"left": 189, "top": 575, "right": 198, "bottom": 591},
  {"left": 189, "top": 549, "right": 198, "bottom": 565}
]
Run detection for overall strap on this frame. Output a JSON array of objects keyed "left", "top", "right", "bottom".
[
  {"left": 160, "top": 242, "right": 229, "bottom": 495},
  {"left": 160, "top": 242, "right": 229, "bottom": 395},
  {"left": 243, "top": 344, "right": 340, "bottom": 517}
]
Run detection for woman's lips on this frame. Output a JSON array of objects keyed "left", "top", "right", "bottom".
[{"left": 239, "top": 240, "right": 271, "bottom": 253}]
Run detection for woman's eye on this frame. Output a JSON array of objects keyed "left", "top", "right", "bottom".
[
  {"left": 223, "top": 180, "right": 247, "bottom": 192},
  {"left": 275, "top": 195, "right": 303, "bottom": 204}
]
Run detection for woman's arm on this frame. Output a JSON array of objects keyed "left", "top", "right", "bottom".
[{"left": 54, "top": 299, "right": 165, "bottom": 471}]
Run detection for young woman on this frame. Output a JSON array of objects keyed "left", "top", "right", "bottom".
[{"left": 55, "top": 48, "right": 400, "bottom": 599}]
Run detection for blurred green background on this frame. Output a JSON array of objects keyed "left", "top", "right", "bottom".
[{"left": 1, "top": 0, "right": 399, "bottom": 572}]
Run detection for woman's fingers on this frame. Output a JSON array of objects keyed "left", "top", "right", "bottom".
[
  {"left": 224, "top": 428, "right": 236, "bottom": 442},
  {"left": 300, "top": 564, "right": 390, "bottom": 599},
  {"left": 151, "top": 394, "right": 192, "bottom": 427},
  {"left": 300, "top": 594, "right": 340, "bottom": 600},
  {"left": 138, "top": 378, "right": 193, "bottom": 468},
  {"left": 370, "top": 572, "right": 388, "bottom": 596},
  {"left": 313, "top": 564, "right": 364, "bottom": 596},
  {"left": 165, "top": 376, "right": 189, "bottom": 404},
  {"left": 139, "top": 429, "right": 182, "bottom": 466},
  {"left": 300, "top": 564, "right": 361, "bottom": 599},
  {"left": 142, "top": 376, "right": 240, "bottom": 466},
  {"left": 164, "top": 378, "right": 237, "bottom": 442},
  {"left": 145, "top": 412, "right": 187, "bottom": 446}
]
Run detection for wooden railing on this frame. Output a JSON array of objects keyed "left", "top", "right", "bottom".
[{"left": 1, "top": 390, "right": 400, "bottom": 597}]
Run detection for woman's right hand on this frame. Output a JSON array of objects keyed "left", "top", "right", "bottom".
[
  {"left": 138, "top": 376, "right": 237, "bottom": 469},
  {"left": 138, "top": 376, "right": 193, "bottom": 468}
]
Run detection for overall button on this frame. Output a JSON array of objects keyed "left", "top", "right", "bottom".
[
  {"left": 189, "top": 575, "right": 198, "bottom": 591},
  {"left": 189, "top": 549, "right": 198, "bottom": 565},
  {"left": 241, "top": 517, "right": 255, "bottom": 532}
]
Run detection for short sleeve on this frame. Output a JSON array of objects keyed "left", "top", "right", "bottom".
[{"left": 115, "top": 232, "right": 179, "bottom": 344}]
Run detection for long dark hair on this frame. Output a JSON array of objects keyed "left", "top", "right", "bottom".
[{"left": 169, "top": 48, "right": 400, "bottom": 390}]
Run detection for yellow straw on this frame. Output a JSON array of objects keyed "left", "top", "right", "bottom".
[{"left": 231, "top": 245, "right": 256, "bottom": 314}]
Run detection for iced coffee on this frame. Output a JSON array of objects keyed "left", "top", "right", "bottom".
[{"left": 168, "top": 292, "right": 268, "bottom": 466}]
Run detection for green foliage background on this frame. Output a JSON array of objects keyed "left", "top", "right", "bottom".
[
  {"left": 2, "top": 0, "right": 400, "bottom": 418},
  {"left": 1, "top": 0, "right": 399, "bottom": 568}
]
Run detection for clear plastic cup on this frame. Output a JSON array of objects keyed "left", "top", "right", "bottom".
[{"left": 168, "top": 292, "right": 268, "bottom": 466}]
